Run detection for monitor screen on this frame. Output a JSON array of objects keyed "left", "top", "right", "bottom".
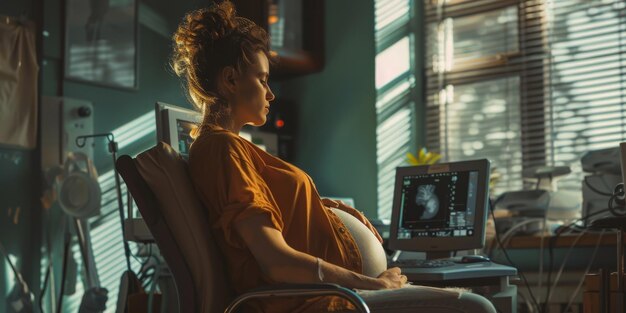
[
  {"left": 176, "top": 119, "right": 197, "bottom": 157},
  {"left": 388, "top": 159, "right": 490, "bottom": 254},
  {"left": 155, "top": 102, "right": 201, "bottom": 159}
]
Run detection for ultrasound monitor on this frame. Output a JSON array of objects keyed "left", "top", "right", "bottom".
[
  {"left": 155, "top": 102, "right": 202, "bottom": 159},
  {"left": 388, "top": 159, "right": 491, "bottom": 260}
]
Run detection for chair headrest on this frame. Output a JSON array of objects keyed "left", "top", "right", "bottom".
[{"left": 135, "top": 142, "right": 233, "bottom": 312}]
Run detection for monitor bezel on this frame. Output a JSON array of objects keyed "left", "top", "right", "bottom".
[
  {"left": 388, "top": 159, "right": 491, "bottom": 253},
  {"left": 155, "top": 102, "right": 201, "bottom": 154}
]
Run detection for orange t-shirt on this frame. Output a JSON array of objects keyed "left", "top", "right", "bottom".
[{"left": 188, "top": 129, "right": 363, "bottom": 312}]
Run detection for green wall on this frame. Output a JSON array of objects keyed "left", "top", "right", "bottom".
[{"left": 280, "top": 0, "right": 379, "bottom": 218}]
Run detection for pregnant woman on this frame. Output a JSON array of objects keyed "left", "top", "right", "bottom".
[{"left": 178, "top": 2, "right": 496, "bottom": 312}]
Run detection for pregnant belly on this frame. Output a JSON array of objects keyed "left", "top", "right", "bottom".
[{"left": 330, "top": 208, "right": 387, "bottom": 278}]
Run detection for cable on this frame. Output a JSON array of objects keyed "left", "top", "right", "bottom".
[
  {"left": 1, "top": 239, "right": 35, "bottom": 313},
  {"left": 39, "top": 262, "right": 51, "bottom": 313},
  {"left": 489, "top": 199, "right": 541, "bottom": 312},
  {"left": 563, "top": 209, "right": 612, "bottom": 230},
  {"left": 561, "top": 230, "right": 605, "bottom": 313},
  {"left": 499, "top": 219, "right": 545, "bottom": 246},
  {"left": 517, "top": 291, "right": 537, "bottom": 313},
  {"left": 493, "top": 206, "right": 613, "bottom": 313},
  {"left": 608, "top": 194, "right": 626, "bottom": 216},
  {"left": 537, "top": 216, "right": 548, "bottom": 311},
  {"left": 40, "top": 209, "right": 54, "bottom": 313},
  {"left": 0, "top": 239, "right": 23, "bottom": 284},
  {"left": 487, "top": 218, "right": 544, "bottom": 257},
  {"left": 57, "top": 233, "right": 71, "bottom": 313},
  {"left": 583, "top": 176, "right": 613, "bottom": 197},
  {"left": 541, "top": 208, "right": 613, "bottom": 312},
  {"left": 542, "top": 228, "right": 587, "bottom": 311}
]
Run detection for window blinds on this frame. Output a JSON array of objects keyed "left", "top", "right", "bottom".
[
  {"left": 375, "top": 0, "right": 417, "bottom": 219},
  {"left": 425, "top": 0, "right": 626, "bottom": 194}
]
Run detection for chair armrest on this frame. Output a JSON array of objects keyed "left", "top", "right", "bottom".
[{"left": 224, "top": 283, "right": 370, "bottom": 313}]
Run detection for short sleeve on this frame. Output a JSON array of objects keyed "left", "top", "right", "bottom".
[{"left": 189, "top": 134, "right": 284, "bottom": 249}]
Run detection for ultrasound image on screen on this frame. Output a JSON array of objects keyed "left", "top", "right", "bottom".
[
  {"left": 416, "top": 184, "right": 439, "bottom": 219},
  {"left": 397, "top": 171, "right": 478, "bottom": 239}
]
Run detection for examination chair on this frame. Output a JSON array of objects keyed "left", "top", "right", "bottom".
[{"left": 115, "top": 142, "right": 370, "bottom": 313}]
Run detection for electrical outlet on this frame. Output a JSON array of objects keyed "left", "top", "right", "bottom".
[{"left": 41, "top": 97, "right": 94, "bottom": 169}]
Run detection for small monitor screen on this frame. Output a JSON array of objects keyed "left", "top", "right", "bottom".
[
  {"left": 176, "top": 119, "right": 197, "bottom": 158},
  {"left": 396, "top": 170, "right": 479, "bottom": 239}
]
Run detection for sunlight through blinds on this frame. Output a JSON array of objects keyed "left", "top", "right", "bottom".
[
  {"left": 425, "top": 0, "right": 626, "bottom": 195},
  {"left": 375, "top": 0, "right": 416, "bottom": 220}
]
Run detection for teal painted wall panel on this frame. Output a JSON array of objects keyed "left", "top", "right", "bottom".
[
  {"left": 280, "top": 0, "right": 379, "bottom": 218},
  {"left": 61, "top": 24, "right": 190, "bottom": 170}
]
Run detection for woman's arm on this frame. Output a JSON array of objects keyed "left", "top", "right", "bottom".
[{"left": 234, "top": 213, "right": 406, "bottom": 290}]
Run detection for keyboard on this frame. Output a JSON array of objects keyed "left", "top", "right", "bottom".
[{"left": 388, "top": 259, "right": 455, "bottom": 268}]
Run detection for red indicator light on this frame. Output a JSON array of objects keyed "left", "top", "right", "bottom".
[{"left": 275, "top": 119, "right": 285, "bottom": 128}]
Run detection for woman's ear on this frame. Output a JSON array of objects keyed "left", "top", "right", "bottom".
[{"left": 219, "top": 66, "right": 239, "bottom": 95}]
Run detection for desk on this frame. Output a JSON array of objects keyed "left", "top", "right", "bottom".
[
  {"left": 490, "top": 232, "right": 622, "bottom": 270},
  {"left": 500, "top": 232, "right": 624, "bottom": 249},
  {"left": 409, "top": 273, "right": 517, "bottom": 313},
  {"left": 489, "top": 232, "right": 623, "bottom": 313}
]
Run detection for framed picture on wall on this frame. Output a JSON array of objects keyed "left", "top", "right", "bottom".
[
  {"left": 232, "top": 0, "right": 324, "bottom": 79},
  {"left": 65, "top": 0, "right": 138, "bottom": 90}
]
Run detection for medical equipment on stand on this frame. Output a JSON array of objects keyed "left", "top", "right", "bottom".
[
  {"left": 494, "top": 166, "right": 581, "bottom": 235},
  {"left": 581, "top": 147, "right": 623, "bottom": 224},
  {"left": 52, "top": 151, "right": 108, "bottom": 313}
]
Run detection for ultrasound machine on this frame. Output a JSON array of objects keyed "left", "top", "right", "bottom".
[{"left": 387, "top": 159, "right": 518, "bottom": 313}]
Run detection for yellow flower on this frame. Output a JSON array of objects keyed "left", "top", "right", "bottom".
[{"left": 407, "top": 148, "right": 442, "bottom": 165}]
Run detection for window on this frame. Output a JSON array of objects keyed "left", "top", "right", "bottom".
[
  {"left": 374, "top": 0, "right": 418, "bottom": 220},
  {"left": 425, "top": 0, "right": 626, "bottom": 195}
]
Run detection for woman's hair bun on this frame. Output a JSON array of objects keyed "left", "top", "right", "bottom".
[{"left": 171, "top": 1, "right": 240, "bottom": 75}]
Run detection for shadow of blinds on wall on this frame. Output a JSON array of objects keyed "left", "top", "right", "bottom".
[
  {"left": 424, "top": 0, "right": 626, "bottom": 195},
  {"left": 41, "top": 111, "right": 155, "bottom": 313},
  {"left": 375, "top": 0, "right": 417, "bottom": 220}
]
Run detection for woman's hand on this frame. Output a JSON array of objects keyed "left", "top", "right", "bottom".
[
  {"left": 376, "top": 267, "right": 407, "bottom": 289},
  {"left": 322, "top": 198, "right": 384, "bottom": 243}
]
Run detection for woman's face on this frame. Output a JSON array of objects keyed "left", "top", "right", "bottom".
[{"left": 229, "top": 51, "right": 275, "bottom": 130}]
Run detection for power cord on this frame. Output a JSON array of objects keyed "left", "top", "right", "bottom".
[
  {"left": 488, "top": 198, "right": 541, "bottom": 312},
  {"left": 57, "top": 232, "right": 71, "bottom": 313},
  {"left": 608, "top": 183, "right": 626, "bottom": 216},
  {"left": 542, "top": 208, "right": 612, "bottom": 312},
  {"left": 542, "top": 228, "right": 586, "bottom": 313},
  {"left": 583, "top": 176, "right": 614, "bottom": 197},
  {"left": 562, "top": 230, "right": 605, "bottom": 313},
  {"left": 39, "top": 209, "right": 54, "bottom": 313},
  {"left": 0, "top": 239, "right": 35, "bottom": 313}
]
